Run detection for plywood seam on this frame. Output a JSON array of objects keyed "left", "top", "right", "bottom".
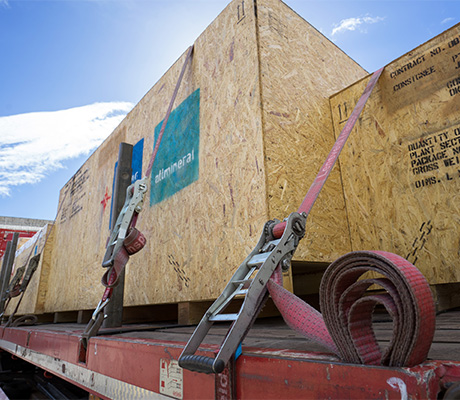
[
  {"left": 381, "top": 22, "right": 459, "bottom": 78},
  {"left": 279, "top": 0, "right": 368, "bottom": 75},
  {"left": 330, "top": 73, "right": 371, "bottom": 101},
  {"left": 328, "top": 98, "right": 354, "bottom": 253},
  {"left": 331, "top": 23, "right": 459, "bottom": 101},
  {"left": 329, "top": 23, "right": 460, "bottom": 284},
  {"left": 253, "top": 0, "right": 271, "bottom": 223}
]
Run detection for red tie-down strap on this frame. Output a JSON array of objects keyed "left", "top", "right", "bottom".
[
  {"left": 268, "top": 250, "right": 435, "bottom": 367},
  {"left": 101, "top": 220, "right": 147, "bottom": 290}
]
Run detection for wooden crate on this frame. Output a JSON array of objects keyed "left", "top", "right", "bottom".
[
  {"left": 329, "top": 23, "right": 460, "bottom": 286},
  {"left": 5, "top": 223, "right": 54, "bottom": 316},
  {"left": 44, "top": 0, "right": 366, "bottom": 313}
]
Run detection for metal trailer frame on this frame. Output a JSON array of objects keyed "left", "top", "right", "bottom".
[{"left": 0, "top": 322, "right": 459, "bottom": 399}]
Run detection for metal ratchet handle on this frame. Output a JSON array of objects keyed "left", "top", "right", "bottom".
[
  {"left": 81, "top": 179, "right": 148, "bottom": 351},
  {"left": 102, "top": 178, "right": 148, "bottom": 268},
  {"left": 102, "top": 185, "right": 135, "bottom": 267},
  {"left": 179, "top": 355, "right": 225, "bottom": 374},
  {"left": 179, "top": 212, "right": 306, "bottom": 374},
  {"left": 6, "top": 265, "right": 26, "bottom": 297},
  {"left": 80, "top": 297, "right": 110, "bottom": 349}
]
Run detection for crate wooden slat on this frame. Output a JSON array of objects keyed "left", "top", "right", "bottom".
[
  {"left": 44, "top": 0, "right": 365, "bottom": 313},
  {"left": 329, "top": 23, "right": 460, "bottom": 286}
]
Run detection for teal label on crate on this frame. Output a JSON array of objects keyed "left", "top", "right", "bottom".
[{"left": 150, "top": 89, "right": 200, "bottom": 205}]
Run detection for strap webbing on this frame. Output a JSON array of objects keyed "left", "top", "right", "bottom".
[
  {"left": 102, "top": 45, "right": 194, "bottom": 290},
  {"left": 4, "top": 212, "right": 60, "bottom": 326},
  {"left": 273, "top": 68, "right": 383, "bottom": 238},
  {"left": 268, "top": 251, "right": 435, "bottom": 366},
  {"left": 145, "top": 45, "right": 194, "bottom": 178},
  {"left": 268, "top": 68, "right": 436, "bottom": 366},
  {"left": 101, "top": 45, "right": 195, "bottom": 291},
  {"left": 83, "top": 45, "right": 195, "bottom": 344}
]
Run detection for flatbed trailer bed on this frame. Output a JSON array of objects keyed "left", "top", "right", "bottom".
[{"left": 0, "top": 309, "right": 459, "bottom": 399}]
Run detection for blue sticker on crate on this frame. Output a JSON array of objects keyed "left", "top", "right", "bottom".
[
  {"left": 109, "top": 138, "right": 144, "bottom": 230},
  {"left": 150, "top": 89, "right": 200, "bottom": 206},
  {"left": 132, "top": 138, "right": 144, "bottom": 183},
  {"left": 109, "top": 161, "right": 117, "bottom": 231}
]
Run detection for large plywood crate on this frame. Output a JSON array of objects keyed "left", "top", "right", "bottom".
[
  {"left": 5, "top": 224, "right": 54, "bottom": 316},
  {"left": 329, "top": 23, "right": 460, "bottom": 288},
  {"left": 45, "top": 0, "right": 366, "bottom": 313}
]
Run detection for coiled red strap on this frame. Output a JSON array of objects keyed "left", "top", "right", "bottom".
[
  {"left": 101, "top": 227, "right": 146, "bottom": 288},
  {"left": 268, "top": 251, "right": 435, "bottom": 367},
  {"left": 267, "top": 269, "right": 339, "bottom": 354},
  {"left": 124, "top": 227, "right": 147, "bottom": 255}
]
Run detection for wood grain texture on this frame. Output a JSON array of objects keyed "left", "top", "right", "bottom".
[
  {"left": 330, "top": 23, "right": 460, "bottom": 285},
  {"left": 256, "top": 0, "right": 366, "bottom": 263},
  {"left": 46, "top": 0, "right": 267, "bottom": 311},
  {"left": 40, "top": 0, "right": 375, "bottom": 313},
  {"left": 5, "top": 223, "right": 54, "bottom": 315}
]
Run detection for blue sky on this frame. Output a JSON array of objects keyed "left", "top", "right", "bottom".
[{"left": 0, "top": 0, "right": 458, "bottom": 221}]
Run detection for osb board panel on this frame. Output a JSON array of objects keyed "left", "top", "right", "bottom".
[
  {"left": 46, "top": 127, "right": 128, "bottom": 312},
  {"left": 256, "top": 0, "right": 367, "bottom": 262},
  {"left": 124, "top": 0, "right": 267, "bottom": 307},
  {"left": 330, "top": 24, "right": 460, "bottom": 284},
  {"left": 5, "top": 224, "right": 54, "bottom": 315},
  {"left": 16, "top": 237, "right": 31, "bottom": 251},
  {"left": 34, "top": 226, "right": 55, "bottom": 314},
  {"left": 45, "top": 0, "right": 268, "bottom": 311}
]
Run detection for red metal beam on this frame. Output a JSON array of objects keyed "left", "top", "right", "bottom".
[
  {"left": 0, "top": 325, "right": 459, "bottom": 399},
  {"left": 238, "top": 348, "right": 446, "bottom": 399},
  {"left": 87, "top": 336, "right": 216, "bottom": 398}
]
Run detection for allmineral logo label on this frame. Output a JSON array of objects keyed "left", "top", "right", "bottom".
[
  {"left": 150, "top": 89, "right": 200, "bottom": 205},
  {"left": 154, "top": 149, "right": 195, "bottom": 184}
]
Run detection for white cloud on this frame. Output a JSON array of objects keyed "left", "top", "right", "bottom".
[
  {"left": 332, "top": 15, "right": 385, "bottom": 36},
  {"left": 0, "top": 102, "right": 133, "bottom": 196},
  {"left": 441, "top": 17, "right": 454, "bottom": 25},
  {"left": 0, "top": 0, "right": 9, "bottom": 8}
]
